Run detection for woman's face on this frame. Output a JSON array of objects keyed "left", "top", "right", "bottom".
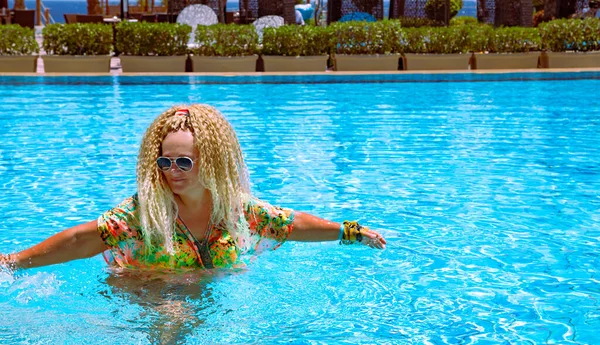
[{"left": 160, "top": 130, "right": 204, "bottom": 196}]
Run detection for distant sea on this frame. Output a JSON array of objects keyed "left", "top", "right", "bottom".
[{"left": 8, "top": 0, "right": 475, "bottom": 24}]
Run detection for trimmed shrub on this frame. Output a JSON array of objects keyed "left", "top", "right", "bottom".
[
  {"left": 194, "top": 24, "right": 258, "bottom": 56},
  {"left": 396, "top": 17, "right": 444, "bottom": 27},
  {"left": 116, "top": 22, "right": 191, "bottom": 56},
  {"left": 450, "top": 16, "right": 479, "bottom": 26},
  {"left": 469, "top": 26, "right": 541, "bottom": 53},
  {"left": 43, "top": 23, "right": 112, "bottom": 55},
  {"left": 262, "top": 25, "right": 331, "bottom": 56},
  {"left": 539, "top": 18, "right": 600, "bottom": 52},
  {"left": 330, "top": 20, "right": 404, "bottom": 55},
  {"left": 404, "top": 26, "right": 472, "bottom": 54},
  {"left": 0, "top": 25, "right": 39, "bottom": 55}
]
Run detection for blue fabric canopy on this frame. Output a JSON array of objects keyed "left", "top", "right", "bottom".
[
  {"left": 295, "top": 4, "right": 314, "bottom": 21},
  {"left": 339, "top": 11, "right": 377, "bottom": 22}
]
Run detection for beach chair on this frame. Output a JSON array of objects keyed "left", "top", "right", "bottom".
[
  {"left": 13, "top": 9, "right": 35, "bottom": 28},
  {"left": 225, "top": 11, "right": 234, "bottom": 23},
  {"left": 156, "top": 13, "right": 177, "bottom": 23},
  {"left": 141, "top": 14, "right": 157, "bottom": 22},
  {"left": 63, "top": 13, "right": 78, "bottom": 24},
  {"left": 76, "top": 14, "right": 104, "bottom": 23},
  {"left": 128, "top": 12, "right": 143, "bottom": 21}
]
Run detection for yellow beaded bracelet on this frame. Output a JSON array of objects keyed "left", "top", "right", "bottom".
[{"left": 340, "top": 221, "right": 367, "bottom": 244}]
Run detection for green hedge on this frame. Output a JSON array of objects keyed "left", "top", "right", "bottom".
[
  {"left": 395, "top": 17, "right": 443, "bottom": 28},
  {"left": 116, "top": 22, "right": 191, "bottom": 56},
  {"left": 51, "top": 18, "right": 597, "bottom": 57},
  {"left": 539, "top": 18, "right": 600, "bottom": 52},
  {"left": 43, "top": 23, "right": 112, "bottom": 55},
  {"left": 331, "top": 21, "right": 404, "bottom": 55},
  {"left": 194, "top": 24, "right": 258, "bottom": 56},
  {"left": 404, "top": 26, "right": 472, "bottom": 54},
  {"left": 328, "top": 18, "right": 598, "bottom": 54},
  {"left": 450, "top": 16, "right": 479, "bottom": 26},
  {"left": 262, "top": 25, "right": 332, "bottom": 56},
  {"left": 0, "top": 25, "right": 39, "bottom": 55},
  {"left": 11, "top": 18, "right": 600, "bottom": 59},
  {"left": 469, "top": 26, "right": 541, "bottom": 53}
]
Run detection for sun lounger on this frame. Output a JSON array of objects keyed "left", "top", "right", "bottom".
[
  {"left": 13, "top": 9, "right": 35, "bottom": 28},
  {"left": 76, "top": 14, "right": 104, "bottom": 23},
  {"left": 64, "top": 13, "right": 77, "bottom": 24}
]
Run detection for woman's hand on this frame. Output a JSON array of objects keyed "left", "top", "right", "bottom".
[
  {"left": 360, "top": 228, "right": 387, "bottom": 250},
  {"left": 0, "top": 254, "right": 10, "bottom": 265},
  {"left": 0, "top": 254, "right": 16, "bottom": 271}
]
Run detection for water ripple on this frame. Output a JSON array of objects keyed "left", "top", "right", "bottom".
[{"left": 0, "top": 77, "right": 599, "bottom": 344}]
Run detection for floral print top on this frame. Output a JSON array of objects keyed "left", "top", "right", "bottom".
[{"left": 97, "top": 194, "right": 295, "bottom": 270}]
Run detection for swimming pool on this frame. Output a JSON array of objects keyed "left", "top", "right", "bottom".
[{"left": 1, "top": 73, "right": 599, "bottom": 344}]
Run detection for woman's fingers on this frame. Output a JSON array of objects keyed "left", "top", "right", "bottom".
[
  {"left": 0, "top": 254, "right": 16, "bottom": 271},
  {"left": 361, "top": 230, "right": 386, "bottom": 249}
]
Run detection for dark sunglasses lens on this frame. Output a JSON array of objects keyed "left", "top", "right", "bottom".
[
  {"left": 176, "top": 157, "right": 194, "bottom": 172},
  {"left": 156, "top": 157, "right": 172, "bottom": 171}
]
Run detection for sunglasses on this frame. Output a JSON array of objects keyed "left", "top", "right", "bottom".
[{"left": 156, "top": 156, "right": 195, "bottom": 172}]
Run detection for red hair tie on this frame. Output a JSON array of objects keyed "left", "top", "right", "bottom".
[{"left": 175, "top": 108, "right": 189, "bottom": 117}]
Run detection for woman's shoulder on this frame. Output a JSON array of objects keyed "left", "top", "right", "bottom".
[
  {"left": 243, "top": 196, "right": 281, "bottom": 211},
  {"left": 102, "top": 193, "right": 140, "bottom": 218},
  {"left": 242, "top": 196, "right": 294, "bottom": 219},
  {"left": 119, "top": 193, "right": 140, "bottom": 210}
]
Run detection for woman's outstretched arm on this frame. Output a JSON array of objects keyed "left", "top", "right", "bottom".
[
  {"left": 288, "top": 212, "right": 386, "bottom": 249},
  {"left": 0, "top": 220, "right": 107, "bottom": 269}
]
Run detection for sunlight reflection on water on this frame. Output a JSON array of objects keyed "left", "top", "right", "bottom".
[{"left": 0, "top": 75, "right": 599, "bottom": 344}]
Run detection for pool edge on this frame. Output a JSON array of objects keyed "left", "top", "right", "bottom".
[{"left": 2, "top": 68, "right": 600, "bottom": 84}]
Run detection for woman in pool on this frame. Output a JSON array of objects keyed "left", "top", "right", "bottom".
[{"left": 0, "top": 104, "right": 386, "bottom": 271}]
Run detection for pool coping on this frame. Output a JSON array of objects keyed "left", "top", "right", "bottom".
[{"left": 2, "top": 68, "right": 600, "bottom": 84}]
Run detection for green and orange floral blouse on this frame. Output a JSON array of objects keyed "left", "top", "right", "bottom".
[{"left": 97, "top": 194, "right": 295, "bottom": 270}]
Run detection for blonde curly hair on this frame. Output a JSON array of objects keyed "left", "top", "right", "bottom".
[{"left": 136, "top": 104, "right": 251, "bottom": 254}]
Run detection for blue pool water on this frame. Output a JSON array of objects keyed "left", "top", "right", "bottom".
[{"left": 0, "top": 73, "right": 599, "bottom": 344}]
